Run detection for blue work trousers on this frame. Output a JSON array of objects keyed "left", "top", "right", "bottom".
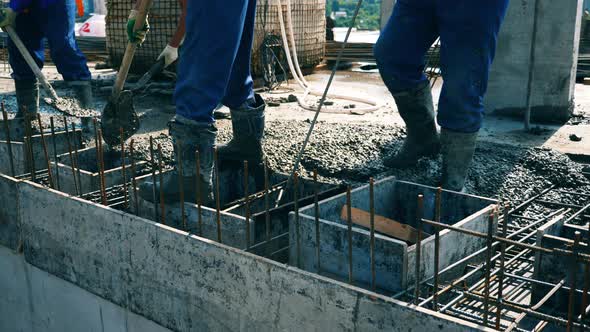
[
  {"left": 374, "top": 0, "right": 509, "bottom": 133},
  {"left": 8, "top": 0, "right": 91, "bottom": 83},
  {"left": 175, "top": 0, "right": 256, "bottom": 123}
]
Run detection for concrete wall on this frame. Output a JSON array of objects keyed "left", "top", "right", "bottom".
[
  {"left": 4, "top": 179, "right": 490, "bottom": 331},
  {"left": 0, "top": 246, "right": 170, "bottom": 332}
]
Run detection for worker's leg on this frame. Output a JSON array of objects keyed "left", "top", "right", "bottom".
[
  {"left": 437, "top": 0, "right": 509, "bottom": 191},
  {"left": 44, "top": 0, "right": 93, "bottom": 108},
  {"left": 8, "top": 8, "right": 44, "bottom": 120},
  {"left": 374, "top": 0, "right": 440, "bottom": 168},
  {"left": 218, "top": 0, "right": 265, "bottom": 164}
]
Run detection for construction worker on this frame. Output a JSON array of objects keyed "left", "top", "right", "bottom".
[
  {"left": 131, "top": 0, "right": 265, "bottom": 204},
  {"left": 374, "top": 0, "right": 509, "bottom": 192},
  {"left": 0, "top": 0, "right": 94, "bottom": 120}
]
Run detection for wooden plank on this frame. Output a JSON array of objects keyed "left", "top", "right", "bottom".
[{"left": 340, "top": 205, "right": 430, "bottom": 244}]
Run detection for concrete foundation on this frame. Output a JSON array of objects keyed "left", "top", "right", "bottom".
[
  {"left": 290, "top": 178, "right": 498, "bottom": 293},
  {"left": 0, "top": 177, "right": 491, "bottom": 331}
]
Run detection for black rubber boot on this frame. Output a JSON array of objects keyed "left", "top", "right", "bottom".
[
  {"left": 218, "top": 94, "right": 265, "bottom": 164},
  {"left": 441, "top": 128, "right": 478, "bottom": 192},
  {"left": 383, "top": 82, "right": 440, "bottom": 168},
  {"left": 69, "top": 80, "right": 94, "bottom": 109},
  {"left": 139, "top": 115, "right": 217, "bottom": 206},
  {"left": 14, "top": 80, "right": 39, "bottom": 138}
]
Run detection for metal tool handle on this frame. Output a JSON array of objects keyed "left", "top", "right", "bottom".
[
  {"left": 111, "top": 0, "right": 154, "bottom": 100},
  {"left": 133, "top": 57, "right": 165, "bottom": 91},
  {"left": 3, "top": 26, "right": 60, "bottom": 101}
]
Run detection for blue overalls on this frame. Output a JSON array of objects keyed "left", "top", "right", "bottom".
[
  {"left": 8, "top": 0, "right": 91, "bottom": 83},
  {"left": 374, "top": 0, "right": 510, "bottom": 133},
  {"left": 174, "top": 0, "right": 256, "bottom": 123}
]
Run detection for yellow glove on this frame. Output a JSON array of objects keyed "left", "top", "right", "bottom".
[{"left": 0, "top": 8, "right": 16, "bottom": 28}]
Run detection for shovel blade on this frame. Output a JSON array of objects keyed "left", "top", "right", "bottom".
[{"left": 101, "top": 90, "right": 139, "bottom": 146}]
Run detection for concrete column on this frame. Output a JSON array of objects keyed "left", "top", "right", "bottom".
[
  {"left": 380, "top": 0, "right": 396, "bottom": 30},
  {"left": 486, "top": 0, "right": 584, "bottom": 123}
]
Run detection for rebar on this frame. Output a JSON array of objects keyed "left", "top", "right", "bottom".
[
  {"left": 568, "top": 232, "right": 582, "bottom": 332},
  {"left": 2, "top": 105, "right": 15, "bottom": 177},
  {"left": 496, "top": 204, "right": 510, "bottom": 329},
  {"left": 120, "top": 128, "right": 128, "bottom": 209},
  {"left": 92, "top": 118, "right": 101, "bottom": 194},
  {"left": 244, "top": 160, "right": 250, "bottom": 249},
  {"left": 415, "top": 194, "right": 424, "bottom": 304},
  {"left": 483, "top": 212, "right": 495, "bottom": 326},
  {"left": 313, "top": 169, "right": 321, "bottom": 273},
  {"left": 264, "top": 162, "right": 271, "bottom": 255},
  {"left": 294, "top": 172, "right": 301, "bottom": 268},
  {"left": 129, "top": 140, "right": 139, "bottom": 215},
  {"left": 157, "top": 144, "right": 166, "bottom": 225},
  {"left": 149, "top": 137, "right": 159, "bottom": 221},
  {"left": 36, "top": 114, "right": 54, "bottom": 189},
  {"left": 214, "top": 147, "right": 222, "bottom": 243},
  {"left": 433, "top": 187, "right": 442, "bottom": 310},
  {"left": 369, "top": 177, "right": 376, "bottom": 292},
  {"left": 71, "top": 124, "right": 82, "bottom": 193},
  {"left": 49, "top": 118, "right": 60, "bottom": 190},
  {"left": 196, "top": 150, "right": 203, "bottom": 236},
  {"left": 63, "top": 119, "right": 79, "bottom": 195},
  {"left": 96, "top": 129, "right": 107, "bottom": 205},
  {"left": 346, "top": 185, "right": 353, "bottom": 285},
  {"left": 24, "top": 108, "right": 35, "bottom": 181},
  {"left": 177, "top": 140, "right": 187, "bottom": 230}
]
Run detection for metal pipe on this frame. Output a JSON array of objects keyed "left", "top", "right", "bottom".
[
  {"left": 369, "top": 177, "right": 376, "bottom": 291},
  {"left": 314, "top": 169, "right": 321, "bottom": 274},
  {"left": 49, "top": 117, "right": 59, "bottom": 190},
  {"left": 149, "top": 137, "right": 158, "bottom": 221},
  {"left": 415, "top": 194, "right": 424, "bottom": 304},
  {"left": 294, "top": 171, "right": 301, "bottom": 268},
  {"left": 2, "top": 105, "right": 15, "bottom": 176},
  {"left": 346, "top": 185, "right": 353, "bottom": 285},
  {"left": 483, "top": 212, "right": 495, "bottom": 326},
  {"left": 244, "top": 160, "right": 250, "bottom": 249},
  {"left": 568, "top": 232, "right": 581, "bottom": 332},
  {"left": 157, "top": 144, "right": 166, "bottom": 225},
  {"left": 177, "top": 140, "right": 186, "bottom": 230},
  {"left": 129, "top": 140, "right": 139, "bottom": 215},
  {"left": 196, "top": 150, "right": 202, "bottom": 236},
  {"left": 36, "top": 114, "right": 54, "bottom": 188},
  {"left": 214, "top": 147, "right": 221, "bottom": 243},
  {"left": 63, "top": 119, "right": 79, "bottom": 195},
  {"left": 120, "top": 128, "right": 128, "bottom": 209},
  {"left": 433, "top": 187, "right": 442, "bottom": 311},
  {"left": 96, "top": 129, "right": 107, "bottom": 205}
]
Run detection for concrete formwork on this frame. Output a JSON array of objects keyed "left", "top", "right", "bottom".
[
  {"left": 290, "top": 178, "right": 498, "bottom": 293},
  {"left": 0, "top": 174, "right": 20, "bottom": 251},
  {"left": 7, "top": 180, "right": 491, "bottom": 331},
  {"left": 0, "top": 127, "right": 82, "bottom": 176}
]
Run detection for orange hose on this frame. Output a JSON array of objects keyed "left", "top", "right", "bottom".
[{"left": 75, "top": 0, "right": 84, "bottom": 17}]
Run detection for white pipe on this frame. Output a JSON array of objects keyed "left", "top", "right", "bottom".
[{"left": 274, "top": 0, "right": 380, "bottom": 113}]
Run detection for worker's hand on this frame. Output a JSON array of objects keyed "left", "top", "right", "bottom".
[
  {"left": 126, "top": 9, "right": 149, "bottom": 44},
  {"left": 0, "top": 8, "right": 16, "bottom": 28},
  {"left": 157, "top": 44, "right": 179, "bottom": 68}
]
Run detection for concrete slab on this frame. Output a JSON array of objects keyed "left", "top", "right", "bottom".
[
  {"left": 16, "top": 180, "right": 490, "bottom": 331},
  {"left": 291, "top": 177, "right": 498, "bottom": 293},
  {"left": 0, "top": 174, "right": 20, "bottom": 251}
]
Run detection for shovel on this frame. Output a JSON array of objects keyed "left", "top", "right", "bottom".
[
  {"left": 132, "top": 57, "right": 165, "bottom": 92},
  {"left": 3, "top": 26, "right": 75, "bottom": 116},
  {"left": 100, "top": 0, "right": 153, "bottom": 147}
]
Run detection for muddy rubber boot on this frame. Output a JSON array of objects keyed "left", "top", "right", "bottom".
[
  {"left": 441, "top": 128, "right": 478, "bottom": 192},
  {"left": 69, "top": 80, "right": 94, "bottom": 109},
  {"left": 383, "top": 82, "right": 440, "bottom": 168},
  {"left": 218, "top": 94, "right": 265, "bottom": 164},
  {"left": 13, "top": 80, "right": 40, "bottom": 138},
  {"left": 139, "top": 116, "right": 217, "bottom": 206}
]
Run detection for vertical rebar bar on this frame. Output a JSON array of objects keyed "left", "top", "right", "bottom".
[
  {"left": 24, "top": 108, "right": 35, "bottom": 181},
  {"left": 313, "top": 169, "right": 321, "bottom": 273},
  {"left": 415, "top": 194, "right": 424, "bottom": 304},
  {"left": 63, "top": 119, "right": 79, "bottom": 195},
  {"left": 120, "top": 128, "right": 128, "bottom": 209},
  {"left": 49, "top": 117, "right": 60, "bottom": 190},
  {"left": 93, "top": 118, "right": 101, "bottom": 193},
  {"left": 567, "top": 232, "right": 582, "bottom": 332},
  {"left": 196, "top": 150, "right": 202, "bottom": 236},
  {"left": 36, "top": 114, "right": 54, "bottom": 188},
  {"left": 71, "top": 124, "right": 82, "bottom": 193},
  {"left": 496, "top": 204, "right": 510, "bottom": 329},
  {"left": 346, "top": 185, "right": 353, "bottom": 285},
  {"left": 177, "top": 140, "right": 187, "bottom": 230},
  {"left": 157, "top": 144, "right": 166, "bottom": 225},
  {"left": 369, "top": 177, "right": 376, "bottom": 292},
  {"left": 582, "top": 222, "right": 590, "bottom": 327},
  {"left": 129, "top": 140, "right": 139, "bottom": 215},
  {"left": 264, "top": 161, "right": 271, "bottom": 255},
  {"left": 294, "top": 172, "right": 301, "bottom": 268},
  {"left": 2, "top": 106, "right": 16, "bottom": 177},
  {"left": 483, "top": 212, "right": 495, "bottom": 326},
  {"left": 433, "top": 187, "right": 442, "bottom": 311},
  {"left": 244, "top": 160, "right": 250, "bottom": 249},
  {"left": 214, "top": 147, "right": 222, "bottom": 243},
  {"left": 96, "top": 129, "right": 108, "bottom": 205},
  {"left": 149, "top": 137, "right": 159, "bottom": 221}
]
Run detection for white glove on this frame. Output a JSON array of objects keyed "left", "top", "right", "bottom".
[{"left": 157, "top": 44, "right": 179, "bottom": 68}]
